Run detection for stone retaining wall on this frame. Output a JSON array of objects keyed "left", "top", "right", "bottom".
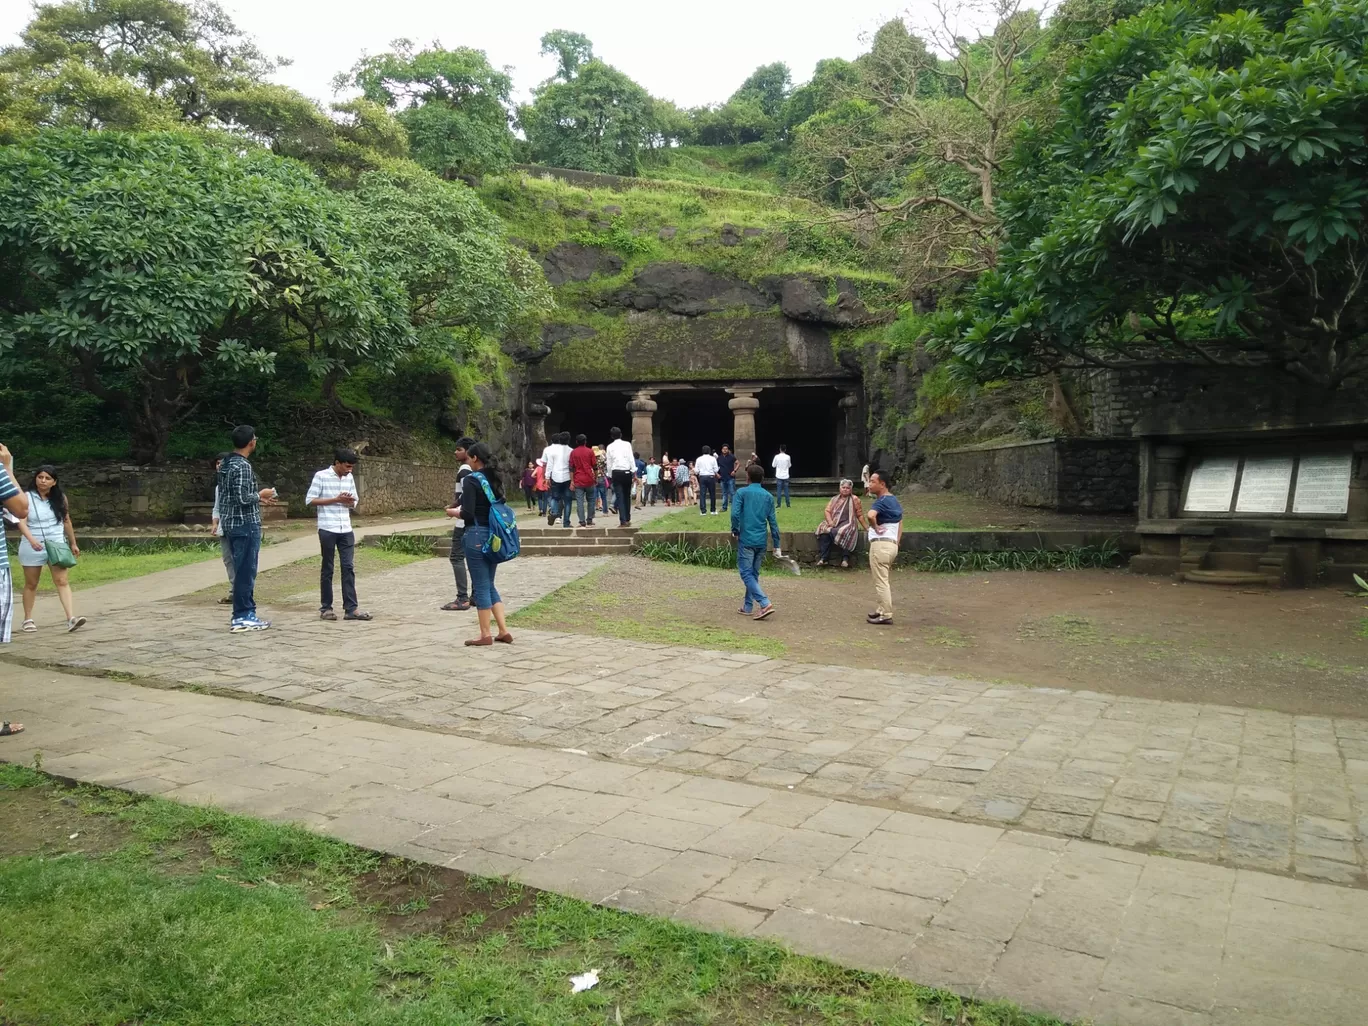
[
  {"left": 10, "top": 455, "right": 456, "bottom": 526},
  {"left": 940, "top": 438, "right": 1138, "bottom": 513}
]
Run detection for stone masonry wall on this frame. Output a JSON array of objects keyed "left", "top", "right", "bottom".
[
  {"left": 940, "top": 438, "right": 1138, "bottom": 513},
  {"left": 17, "top": 456, "right": 455, "bottom": 526}
]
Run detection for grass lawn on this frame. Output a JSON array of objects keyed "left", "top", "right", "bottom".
[
  {"left": 0, "top": 764, "right": 1066, "bottom": 1026},
  {"left": 639, "top": 496, "right": 958, "bottom": 534},
  {"left": 8, "top": 542, "right": 221, "bottom": 592}
]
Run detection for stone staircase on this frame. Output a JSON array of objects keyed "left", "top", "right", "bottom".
[
  {"left": 434, "top": 524, "right": 638, "bottom": 559},
  {"left": 1178, "top": 533, "right": 1293, "bottom": 587}
]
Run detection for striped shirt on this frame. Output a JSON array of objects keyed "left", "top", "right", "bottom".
[
  {"left": 0, "top": 465, "right": 18, "bottom": 559},
  {"left": 305, "top": 468, "right": 360, "bottom": 533}
]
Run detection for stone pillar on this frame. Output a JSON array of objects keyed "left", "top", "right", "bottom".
[
  {"left": 528, "top": 401, "right": 550, "bottom": 457},
  {"left": 627, "top": 390, "right": 658, "bottom": 460},
  {"left": 839, "top": 390, "right": 861, "bottom": 479},
  {"left": 726, "top": 388, "right": 760, "bottom": 462},
  {"left": 1151, "top": 444, "right": 1186, "bottom": 519},
  {"left": 1349, "top": 441, "right": 1368, "bottom": 521}
]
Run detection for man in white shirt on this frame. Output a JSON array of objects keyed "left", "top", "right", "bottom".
[
  {"left": 771, "top": 445, "right": 793, "bottom": 507},
  {"left": 604, "top": 426, "right": 636, "bottom": 527},
  {"left": 305, "top": 447, "right": 371, "bottom": 622},
  {"left": 695, "top": 446, "right": 720, "bottom": 515},
  {"left": 541, "top": 431, "right": 574, "bottom": 528}
]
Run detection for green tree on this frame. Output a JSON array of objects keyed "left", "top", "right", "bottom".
[
  {"left": 730, "top": 62, "right": 791, "bottom": 121},
  {"left": 339, "top": 40, "right": 514, "bottom": 179},
  {"left": 518, "top": 47, "right": 659, "bottom": 175},
  {"left": 0, "top": 130, "right": 415, "bottom": 462},
  {"left": 538, "top": 30, "right": 594, "bottom": 82},
  {"left": 0, "top": 0, "right": 407, "bottom": 178},
  {"left": 930, "top": 0, "right": 1368, "bottom": 390}
]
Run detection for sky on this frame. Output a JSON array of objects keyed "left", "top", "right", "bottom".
[{"left": 0, "top": 0, "right": 951, "bottom": 109}]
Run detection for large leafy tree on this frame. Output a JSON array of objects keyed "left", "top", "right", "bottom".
[
  {"left": 518, "top": 33, "right": 660, "bottom": 175},
  {"left": 339, "top": 41, "right": 514, "bottom": 179},
  {"left": 0, "top": 130, "right": 417, "bottom": 462},
  {"left": 931, "top": 0, "right": 1368, "bottom": 390},
  {"left": 0, "top": 0, "right": 407, "bottom": 179}
]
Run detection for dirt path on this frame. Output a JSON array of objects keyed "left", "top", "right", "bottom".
[{"left": 522, "top": 557, "right": 1368, "bottom": 718}]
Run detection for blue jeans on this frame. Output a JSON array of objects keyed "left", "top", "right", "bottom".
[
  {"left": 737, "top": 545, "right": 770, "bottom": 613},
  {"left": 537, "top": 491, "right": 549, "bottom": 515},
  {"left": 550, "top": 480, "right": 572, "bottom": 526},
  {"left": 462, "top": 526, "right": 502, "bottom": 610},
  {"left": 720, "top": 477, "right": 736, "bottom": 510},
  {"left": 776, "top": 479, "right": 791, "bottom": 506},
  {"left": 575, "top": 485, "right": 597, "bottom": 525},
  {"left": 597, "top": 482, "right": 610, "bottom": 514},
  {"left": 698, "top": 476, "right": 717, "bottom": 513},
  {"left": 226, "top": 523, "right": 261, "bottom": 620}
]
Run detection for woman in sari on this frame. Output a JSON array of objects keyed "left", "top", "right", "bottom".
[{"left": 815, "top": 478, "right": 863, "bottom": 568}]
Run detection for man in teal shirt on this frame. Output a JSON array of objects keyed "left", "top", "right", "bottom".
[{"left": 729, "top": 462, "right": 782, "bottom": 619}]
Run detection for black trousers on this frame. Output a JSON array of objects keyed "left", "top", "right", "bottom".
[
  {"left": 449, "top": 525, "right": 468, "bottom": 601},
  {"left": 319, "top": 529, "right": 357, "bottom": 613},
  {"left": 611, "top": 470, "right": 633, "bottom": 525}
]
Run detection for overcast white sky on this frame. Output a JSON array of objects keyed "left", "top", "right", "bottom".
[{"left": 1, "top": 0, "right": 954, "bottom": 108}]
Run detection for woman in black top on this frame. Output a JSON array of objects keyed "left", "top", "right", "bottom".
[{"left": 457, "top": 442, "right": 512, "bottom": 646}]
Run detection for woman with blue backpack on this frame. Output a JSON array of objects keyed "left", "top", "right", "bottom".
[{"left": 455, "top": 442, "right": 520, "bottom": 646}]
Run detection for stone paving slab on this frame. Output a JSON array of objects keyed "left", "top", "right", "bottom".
[
  {"left": 8, "top": 557, "right": 1365, "bottom": 882},
  {"left": 4, "top": 667, "right": 1367, "bottom": 1026}
]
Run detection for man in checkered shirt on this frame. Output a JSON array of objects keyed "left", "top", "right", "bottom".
[{"left": 306, "top": 447, "right": 372, "bottom": 622}]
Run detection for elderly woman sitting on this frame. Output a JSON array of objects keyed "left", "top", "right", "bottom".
[{"left": 815, "top": 478, "right": 864, "bottom": 568}]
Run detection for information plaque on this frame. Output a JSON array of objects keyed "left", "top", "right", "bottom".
[
  {"left": 1292, "top": 453, "right": 1353, "bottom": 514},
  {"left": 1235, "top": 456, "right": 1294, "bottom": 513},
  {"left": 1184, "top": 456, "right": 1239, "bottom": 513}
]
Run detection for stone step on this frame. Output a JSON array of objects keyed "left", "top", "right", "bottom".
[
  {"left": 519, "top": 527, "right": 638, "bottom": 539},
  {"left": 1204, "top": 552, "right": 1264, "bottom": 572},
  {"left": 520, "top": 544, "right": 633, "bottom": 557},
  {"left": 1181, "top": 569, "right": 1280, "bottom": 587}
]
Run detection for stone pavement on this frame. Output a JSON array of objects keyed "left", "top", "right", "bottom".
[
  {"left": 10, "top": 558, "right": 1366, "bottom": 884},
  {"left": 2, "top": 665, "right": 1366, "bottom": 1026}
]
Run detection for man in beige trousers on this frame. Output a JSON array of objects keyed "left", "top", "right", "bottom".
[{"left": 865, "top": 470, "right": 902, "bottom": 626}]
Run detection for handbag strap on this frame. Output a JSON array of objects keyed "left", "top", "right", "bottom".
[{"left": 471, "top": 471, "right": 498, "bottom": 506}]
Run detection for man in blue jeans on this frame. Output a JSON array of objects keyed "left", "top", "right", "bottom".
[
  {"left": 730, "top": 462, "right": 781, "bottom": 620},
  {"left": 718, "top": 445, "right": 737, "bottom": 511},
  {"left": 217, "top": 425, "right": 280, "bottom": 633}
]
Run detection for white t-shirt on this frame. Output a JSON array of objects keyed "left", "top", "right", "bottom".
[
  {"left": 695, "top": 453, "right": 719, "bottom": 477},
  {"left": 772, "top": 452, "right": 792, "bottom": 480},
  {"left": 541, "top": 444, "right": 572, "bottom": 483},
  {"left": 605, "top": 438, "right": 635, "bottom": 474}
]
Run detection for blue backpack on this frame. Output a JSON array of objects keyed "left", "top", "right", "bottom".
[{"left": 472, "top": 471, "right": 520, "bottom": 562}]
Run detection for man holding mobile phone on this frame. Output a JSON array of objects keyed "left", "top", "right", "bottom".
[
  {"left": 217, "top": 425, "right": 279, "bottom": 633},
  {"left": 306, "top": 447, "right": 371, "bottom": 622}
]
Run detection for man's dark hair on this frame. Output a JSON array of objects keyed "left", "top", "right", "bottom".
[
  {"left": 230, "top": 425, "right": 255, "bottom": 449},
  {"left": 701, "top": 445, "right": 711, "bottom": 456},
  {"left": 334, "top": 447, "right": 359, "bottom": 465},
  {"left": 869, "top": 469, "right": 892, "bottom": 488},
  {"left": 633, "top": 450, "right": 640, "bottom": 459},
  {"left": 722, "top": 444, "right": 730, "bottom": 452},
  {"left": 610, "top": 426, "right": 622, "bottom": 440},
  {"left": 747, "top": 463, "right": 764, "bottom": 483},
  {"left": 779, "top": 444, "right": 787, "bottom": 453},
  {"left": 575, "top": 433, "right": 587, "bottom": 447},
  {"left": 455, "top": 436, "right": 477, "bottom": 451}
]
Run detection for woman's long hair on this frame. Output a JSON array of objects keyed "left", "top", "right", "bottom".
[
  {"left": 29, "top": 464, "right": 67, "bottom": 520},
  {"left": 467, "top": 442, "right": 504, "bottom": 499}
]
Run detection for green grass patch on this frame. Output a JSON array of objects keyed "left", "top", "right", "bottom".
[
  {"left": 372, "top": 534, "right": 439, "bottom": 557},
  {"left": 640, "top": 497, "right": 958, "bottom": 536},
  {"left": 1356, "top": 617, "right": 1368, "bottom": 639},
  {"left": 8, "top": 541, "right": 222, "bottom": 591},
  {"left": 910, "top": 543, "right": 1123, "bottom": 573},
  {"left": 0, "top": 771, "right": 1068, "bottom": 1026},
  {"left": 510, "top": 564, "right": 785, "bottom": 656}
]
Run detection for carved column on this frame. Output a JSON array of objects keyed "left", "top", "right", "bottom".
[
  {"left": 528, "top": 401, "right": 550, "bottom": 457},
  {"left": 1349, "top": 442, "right": 1368, "bottom": 521},
  {"left": 726, "top": 388, "right": 760, "bottom": 462},
  {"left": 838, "top": 390, "right": 861, "bottom": 479},
  {"left": 1151, "top": 444, "right": 1186, "bottom": 520},
  {"left": 627, "top": 390, "right": 658, "bottom": 460}
]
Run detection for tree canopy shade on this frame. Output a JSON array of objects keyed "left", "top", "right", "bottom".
[
  {"left": 0, "top": 131, "right": 548, "bottom": 462},
  {"left": 340, "top": 41, "right": 514, "bottom": 179},
  {"left": 929, "top": 0, "right": 1368, "bottom": 390}
]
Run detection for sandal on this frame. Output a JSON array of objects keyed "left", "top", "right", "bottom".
[
  {"left": 814, "top": 560, "right": 827, "bottom": 567},
  {"left": 840, "top": 560, "right": 849, "bottom": 569},
  {"left": 495, "top": 633, "right": 514, "bottom": 644},
  {"left": 440, "top": 599, "right": 471, "bottom": 611},
  {"left": 21, "top": 620, "right": 36, "bottom": 633},
  {"left": 753, "top": 605, "right": 775, "bottom": 621},
  {"left": 344, "top": 611, "right": 373, "bottom": 621},
  {"left": 67, "top": 617, "right": 87, "bottom": 633},
  {"left": 464, "top": 636, "right": 494, "bottom": 647},
  {"left": 0, "top": 721, "right": 23, "bottom": 737},
  {"left": 320, "top": 609, "right": 338, "bottom": 621}
]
